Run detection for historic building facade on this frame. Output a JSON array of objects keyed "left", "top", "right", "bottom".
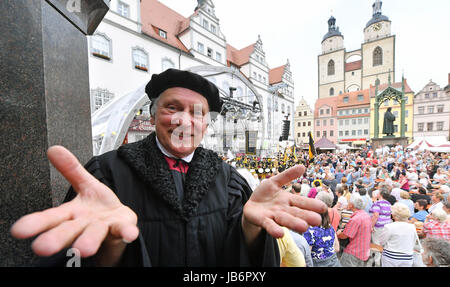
[
  {"left": 413, "top": 80, "right": 450, "bottom": 140},
  {"left": 314, "top": 96, "right": 338, "bottom": 144},
  {"left": 88, "top": 0, "right": 295, "bottom": 154},
  {"left": 294, "top": 98, "right": 314, "bottom": 146},
  {"left": 337, "top": 90, "right": 371, "bottom": 146},
  {"left": 318, "top": 0, "right": 395, "bottom": 100}
]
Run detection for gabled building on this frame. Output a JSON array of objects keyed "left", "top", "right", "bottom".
[
  {"left": 413, "top": 79, "right": 450, "bottom": 140},
  {"left": 294, "top": 98, "right": 314, "bottom": 146},
  {"left": 314, "top": 96, "right": 338, "bottom": 144}
]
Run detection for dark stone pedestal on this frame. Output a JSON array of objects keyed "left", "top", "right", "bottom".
[
  {"left": 371, "top": 137, "right": 409, "bottom": 150},
  {"left": 0, "top": 0, "right": 108, "bottom": 266}
]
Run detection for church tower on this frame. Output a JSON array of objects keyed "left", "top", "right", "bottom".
[
  {"left": 318, "top": 16, "right": 345, "bottom": 99},
  {"left": 361, "top": 0, "right": 395, "bottom": 89}
]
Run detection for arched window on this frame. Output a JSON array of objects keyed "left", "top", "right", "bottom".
[
  {"left": 161, "top": 58, "right": 175, "bottom": 71},
  {"left": 132, "top": 48, "right": 149, "bottom": 71},
  {"left": 330, "top": 87, "right": 335, "bottom": 96},
  {"left": 327, "top": 60, "right": 335, "bottom": 76},
  {"left": 373, "top": 47, "right": 383, "bottom": 66},
  {"left": 91, "top": 33, "right": 112, "bottom": 60}
]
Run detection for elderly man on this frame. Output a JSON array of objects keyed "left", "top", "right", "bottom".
[
  {"left": 337, "top": 194, "right": 372, "bottom": 267},
  {"left": 10, "top": 69, "right": 326, "bottom": 267}
]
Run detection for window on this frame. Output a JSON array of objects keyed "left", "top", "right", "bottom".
[
  {"left": 330, "top": 88, "right": 335, "bottom": 96},
  {"left": 303, "top": 122, "right": 306, "bottom": 127},
  {"left": 358, "top": 109, "right": 362, "bottom": 114},
  {"left": 320, "top": 109, "right": 324, "bottom": 115},
  {"left": 330, "top": 130, "right": 334, "bottom": 137},
  {"left": 323, "top": 131, "right": 327, "bottom": 137},
  {"left": 343, "top": 97, "right": 349, "bottom": 103},
  {"left": 203, "top": 19, "right": 209, "bottom": 29},
  {"left": 345, "top": 119, "right": 349, "bottom": 125},
  {"left": 425, "top": 94, "right": 430, "bottom": 99},
  {"left": 357, "top": 95, "right": 364, "bottom": 101},
  {"left": 373, "top": 46, "right": 383, "bottom": 66},
  {"left": 317, "top": 120, "right": 320, "bottom": 126},
  {"left": 161, "top": 58, "right": 174, "bottom": 71},
  {"left": 92, "top": 88, "right": 114, "bottom": 112},
  {"left": 308, "top": 121, "right": 311, "bottom": 126},
  {"left": 364, "top": 118, "right": 369, "bottom": 124},
  {"left": 215, "top": 52, "right": 222, "bottom": 62},
  {"left": 345, "top": 110, "right": 349, "bottom": 115},
  {"left": 352, "top": 130, "right": 356, "bottom": 136},
  {"left": 384, "top": 100, "right": 389, "bottom": 106},
  {"left": 328, "top": 60, "right": 335, "bottom": 76},
  {"left": 418, "top": 106, "right": 425, "bottom": 115},
  {"left": 437, "top": 122, "right": 444, "bottom": 131},
  {"left": 418, "top": 123, "right": 424, "bottom": 132},
  {"left": 432, "top": 92, "right": 438, "bottom": 98},
  {"left": 323, "top": 120, "right": 327, "bottom": 126},
  {"left": 91, "top": 34, "right": 112, "bottom": 60},
  {"left": 317, "top": 131, "right": 320, "bottom": 138},
  {"left": 405, "top": 110, "right": 409, "bottom": 118},
  {"left": 358, "top": 130, "right": 362, "bottom": 136},
  {"left": 393, "top": 111, "right": 399, "bottom": 118},
  {"left": 132, "top": 48, "right": 148, "bottom": 71},
  {"left": 281, "top": 103, "right": 285, "bottom": 114},
  {"left": 304, "top": 111, "right": 307, "bottom": 116},
  {"left": 428, "top": 106, "right": 434, "bottom": 114},
  {"left": 330, "top": 119, "right": 334, "bottom": 126},
  {"left": 326, "top": 109, "right": 330, "bottom": 114},
  {"left": 297, "top": 122, "right": 301, "bottom": 127},
  {"left": 117, "top": 1, "right": 130, "bottom": 18},
  {"left": 364, "top": 108, "right": 369, "bottom": 113},
  {"left": 298, "top": 112, "right": 302, "bottom": 117},
  {"left": 207, "top": 47, "right": 213, "bottom": 58},
  {"left": 345, "top": 130, "right": 349, "bottom": 136},
  {"left": 427, "top": 122, "right": 434, "bottom": 131},
  {"left": 303, "top": 132, "right": 306, "bottom": 137},
  {"left": 339, "top": 131, "right": 343, "bottom": 137},
  {"left": 358, "top": 118, "right": 362, "bottom": 124},
  {"left": 159, "top": 29, "right": 167, "bottom": 39},
  {"left": 339, "top": 119, "right": 344, "bottom": 126},
  {"left": 352, "top": 119, "right": 356, "bottom": 125},
  {"left": 197, "top": 42, "right": 204, "bottom": 54},
  {"left": 210, "top": 25, "right": 216, "bottom": 34},
  {"left": 364, "top": 129, "right": 369, "bottom": 135},
  {"left": 297, "top": 133, "right": 301, "bottom": 138},
  {"left": 437, "top": 105, "right": 444, "bottom": 113}
]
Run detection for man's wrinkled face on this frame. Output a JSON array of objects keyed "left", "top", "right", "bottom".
[{"left": 151, "top": 87, "right": 209, "bottom": 158}]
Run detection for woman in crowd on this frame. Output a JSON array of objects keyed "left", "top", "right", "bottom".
[
  {"left": 378, "top": 203, "right": 418, "bottom": 267},
  {"left": 303, "top": 206, "right": 341, "bottom": 267}
]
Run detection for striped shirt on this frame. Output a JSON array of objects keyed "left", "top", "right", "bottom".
[
  {"left": 369, "top": 200, "right": 392, "bottom": 228},
  {"left": 343, "top": 210, "right": 372, "bottom": 261}
]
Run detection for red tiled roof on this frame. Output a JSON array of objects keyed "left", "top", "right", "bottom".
[
  {"left": 269, "top": 65, "right": 285, "bottom": 85},
  {"left": 345, "top": 60, "right": 362, "bottom": 72},
  {"left": 337, "top": 89, "right": 370, "bottom": 108},
  {"left": 226, "top": 44, "right": 255, "bottom": 67},
  {"left": 140, "top": 0, "right": 191, "bottom": 53},
  {"left": 369, "top": 79, "right": 414, "bottom": 97},
  {"left": 314, "top": 96, "right": 338, "bottom": 118}
]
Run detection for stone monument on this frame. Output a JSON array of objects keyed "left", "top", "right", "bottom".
[
  {"left": 0, "top": 0, "right": 109, "bottom": 266},
  {"left": 371, "top": 76, "right": 409, "bottom": 149}
]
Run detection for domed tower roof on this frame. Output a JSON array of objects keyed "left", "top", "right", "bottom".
[
  {"left": 366, "top": 0, "right": 390, "bottom": 28},
  {"left": 322, "top": 15, "right": 343, "bottom": 43}
]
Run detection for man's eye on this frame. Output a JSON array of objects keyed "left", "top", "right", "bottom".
[{"left": 167, "top": 105, "right": 177, "bottom": 111}]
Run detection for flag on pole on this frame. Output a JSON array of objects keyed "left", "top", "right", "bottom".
[{"left": 308, "top": 132, "right": 316, "bottom": 162}]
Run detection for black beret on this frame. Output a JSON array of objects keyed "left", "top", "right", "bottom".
[{"left": 145, "top": 69, "right": 223, "bottom": 113}]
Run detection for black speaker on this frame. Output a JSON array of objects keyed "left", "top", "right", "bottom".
[{"left": 282, "top": 120, "right": 290, "bottom": 141}]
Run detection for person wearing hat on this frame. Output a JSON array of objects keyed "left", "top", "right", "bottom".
[{"left": 11, "top": 69, "right": 326, "bottom": 267}]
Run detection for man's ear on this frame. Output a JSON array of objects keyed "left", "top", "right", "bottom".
[{"left": 150, "top": 116, "right": 155, "bottom": 125}]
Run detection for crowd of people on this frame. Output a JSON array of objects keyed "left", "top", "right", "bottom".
[{"left": 231, "top": 143, "right": 450, "bottom": 267}]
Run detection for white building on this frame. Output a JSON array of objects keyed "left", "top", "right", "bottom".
[{"left": 88, "top": 0, "right": 296, "bottom": 155}]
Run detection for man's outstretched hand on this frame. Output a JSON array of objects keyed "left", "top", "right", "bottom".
[
  {"left": 10, "top": 146, "right": 139, "bottom": 265},
  {"left": 242, "top": 165, "right": 327, "bottom": 246}
]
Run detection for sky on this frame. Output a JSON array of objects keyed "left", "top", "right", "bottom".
[{"left": 157, "top": 0, "right": 450, "bottom": 109}]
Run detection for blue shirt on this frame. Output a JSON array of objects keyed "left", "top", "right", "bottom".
[
  {"left": 412, "top": 210, "right": 428, "bottom": 222},
  {"left": 303, "top": 226, "right": 336, "bottom": 260}
]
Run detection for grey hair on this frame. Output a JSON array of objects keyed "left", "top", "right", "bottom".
[
  {"left": 349, "top": 193, "right": 365, "bottom": 210},
  {"left": 150, "top": 95, "right": 161, "bottom": 117},
  {"left": 422, "top": 237, "right": 450, "bottom": 267},
  {"left": 316, "top": 191, "right": 334, "bottom": 208}
]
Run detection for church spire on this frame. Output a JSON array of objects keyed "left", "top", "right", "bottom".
[{"left": 372, "top": 0, "right": 383, "bottom": 17}]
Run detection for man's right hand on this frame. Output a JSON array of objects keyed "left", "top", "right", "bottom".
[{"left": 10, "top": 146, "right": 139, "bottom": 266}]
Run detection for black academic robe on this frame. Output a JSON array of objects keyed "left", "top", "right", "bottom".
[{"left": 45, "top": 133, "right": 279, "bottom": 267}]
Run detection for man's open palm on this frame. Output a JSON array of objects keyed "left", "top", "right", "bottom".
[
  {"left": 10, "top": 146, "right": 139, "bottom": 259},
  {"left": 243, "top": 165, "right": 327, "bottom": 239}
]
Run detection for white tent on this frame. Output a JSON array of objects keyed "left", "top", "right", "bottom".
[{"left": 407, "top": 136, "right": 450, "bottom": 153}]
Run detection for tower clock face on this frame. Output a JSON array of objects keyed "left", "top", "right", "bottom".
[{"left": 373, "top": 23, "right": 382, "bottom": 31}]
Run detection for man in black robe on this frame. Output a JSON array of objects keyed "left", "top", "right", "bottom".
[
  {"left": 383, "top": 107, "right": 396, "bottom": 136},
  {"left": 11, "top": 69, "right": 326, "bottom": 267}
]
